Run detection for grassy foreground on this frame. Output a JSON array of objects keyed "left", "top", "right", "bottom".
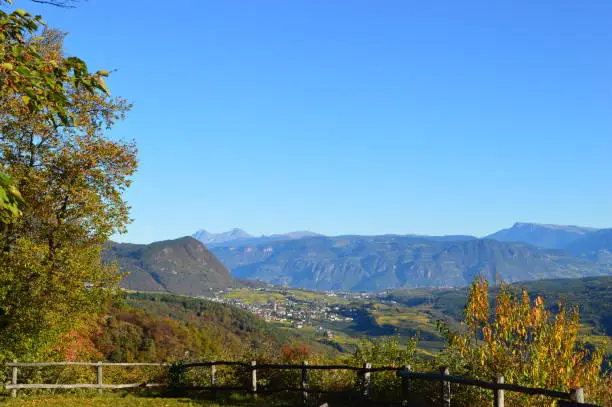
[
  {"left": 0, "top": 393, "right": 303, "bottom": 407},
  {"left": 0, "top": 395, "right": 217, "bottom": 407}
]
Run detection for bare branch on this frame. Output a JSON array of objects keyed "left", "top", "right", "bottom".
[{"left": 30, "top": 0, "right": 81, "bottom": 8}]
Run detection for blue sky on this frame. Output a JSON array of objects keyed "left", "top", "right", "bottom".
[{"left": 19, "top": 0, "right": 612, "bottom": 243}]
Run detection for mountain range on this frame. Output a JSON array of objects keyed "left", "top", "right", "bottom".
[
  {"left": 210, "top": 235, "right": 611, "bottom": 291},
  {"left": 484, "top": 222, "right": 599, "bottom": 249},
  {"left": 192, "top": 228, "right": 321, "bottom": 248},
  {"left": 103, "top": 222, "right": 612, "bottom": 295}
]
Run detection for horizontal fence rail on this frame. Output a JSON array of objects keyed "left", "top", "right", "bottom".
[
  {"left": 7, "top": 383, "right": 166, "bottom": 389},
  {"left": 396, "top": 368, "right": 599, "bottom": 407},
  {"left": 6, "top": 362, "right": 168, "bottom": 367},
  {"left": 5, "top": 360, "right": 601, "bottom": 406},
  {"left": 179, "top": 361, "right": 398, "bottom": 371}
]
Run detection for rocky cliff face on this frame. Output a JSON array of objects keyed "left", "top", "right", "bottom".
[{"left": 211, "top": 236, "right": 611, "bottom": 291}]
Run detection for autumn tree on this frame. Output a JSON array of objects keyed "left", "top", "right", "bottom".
[
  {"left": 0, "top": 8, "right": 137, "bottom": 363},
  {"left": 443, "top": 276, "right": 609, "bottom": 406},
  {"left": 1, "top": 0, "right": 110, "bottom": 226}
]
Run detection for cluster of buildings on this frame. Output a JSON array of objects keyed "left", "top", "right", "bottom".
[{"left": 208, "top": 289, "right": 354, "bottom": 332}]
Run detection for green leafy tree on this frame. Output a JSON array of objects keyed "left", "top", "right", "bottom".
[
  {"left": 352, "top": 336, "right": 417, "bottom": 367},
  {"left": 0, "top": 5, "right": 137, "bottom": 364},
  {"left": 0, "top": 173, "right": 25, "bottom": 224},
  {"left": 1, "top": 0, "right": 110, "bottom": 123},
  {"left": 349, "top": 336, "right": 418, "bottom": 402}
]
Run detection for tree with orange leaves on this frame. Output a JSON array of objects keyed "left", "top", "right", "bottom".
[{"left": 443, "top": 276, "right": 609, "bottom": 406}]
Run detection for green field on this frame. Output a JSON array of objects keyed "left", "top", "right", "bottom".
[
  {"left": 225, "top": 288, "right": 349, "bottom": 306},
  {"left": 0, "top": 393, "right": 345, "bottom": 407},
  {"left": 225, "top": 289, "right": 288, "bottom": 304},
  {"left": 1, "top": 395, "right": 215, "bottom": 407}
]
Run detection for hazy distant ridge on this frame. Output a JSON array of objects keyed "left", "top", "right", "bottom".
[
  {"left": 211, "top": 234, "right": 612, "bottom": 291},
  {"left": 192, "top": 228, "right": 321, "bottom": 248},
  {"left": 484, "top": 222, "right": 599, "bottom": 249}
]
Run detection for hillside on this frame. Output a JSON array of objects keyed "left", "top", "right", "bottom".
[
  {"left": 104, "top": 237, "right": 232, "bottom": 296},
  {"left": 211, "top": 236, "right": 612, "bottom": 291},
  {"left": 385, "top": 276, "right": 612, "bottom": 363},
  {"left": 485, "top": 222, "right": 598, "bottom": 249},
  {"left": 387, "top": 276, "right": 612, "bottom": 336},
  {"left": 74, "top": 292, "right": 337, "bottom": 363}
]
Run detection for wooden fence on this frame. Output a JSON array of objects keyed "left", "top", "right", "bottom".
[
  {"left": 5, "top": 360, "right": 602, "bottom": 407},
  {"left": 395, "top": 367, "right": 600, "bottom": 407}
]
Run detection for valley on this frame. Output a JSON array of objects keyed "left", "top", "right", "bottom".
[
  {"left": 197, "top": 276, "right": 612, "bottom": 358},
  {"left": 102, "top": 223, "right": 612, "bottom": 360},
  {"left": 3, "top": 2, "right": 611, "bottom": 404}
]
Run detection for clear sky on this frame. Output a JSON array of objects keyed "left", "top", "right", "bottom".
[{"left": 19, "top": 0, "right": 612, "bottom": 243}]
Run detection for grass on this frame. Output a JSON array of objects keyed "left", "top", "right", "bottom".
[
  {"left": 371, "top": 303, "right": 442, "bottom": 336},
  {"left": 225, "top": 289, "right": 288, "bottom": 304},
  {"left": 0, "top": 393, "right": 302, "bottom": 407},
  {"left": 286, "top": 290, "right": 349, "bottom": 305},
  {"left": 223, "top": 287, "right": 349, "bottom": 306},
  {"left": 1, "top": 395, "right": 215, "bottom": 407}
]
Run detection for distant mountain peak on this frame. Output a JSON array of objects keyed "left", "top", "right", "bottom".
[
  {"left": 511, "top": 222, "right": 598, "bottom": 232},
  {"left": 192, "top": 229, "right": 322, "bottom": 248},
  {"left": 267, "top": 231, "right": 321, "bottom": 239},
  {"left": 486, "top": 222, "right": 600, "bottom": 249},
  {"left": 228, "top": 227, "right": 250, "bottom": 236},
  {"left": 192, "top": 228, "right": 253, "bottom": 245}
]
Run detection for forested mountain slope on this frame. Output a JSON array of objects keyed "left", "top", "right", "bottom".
[
  {"left": 77, "top": 293, "right": 337, "bottom": 363},
  {"left": 104, "top": 237, "right": 233, "bottom": 295}
]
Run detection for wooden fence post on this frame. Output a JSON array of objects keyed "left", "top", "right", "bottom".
[
  {"left": 251, "top": 361, "right": 257, "bottom": 396},
  {"left": 401, "top": 364, "right": 411, "bottom": 406},
  {"left": 211, "top": 363, "right": 217, "bottom": 400},
  {"left": 362, "top": 362, "right": 371, "bottom": 398},
  {"left": 570, "top": 388, "right": 584, "bottom": 404},
  {"left": 11, "top": 359, "right": 18, "bottom": 398},
  {"left": 302, "top": 361, "right": 309, "bottom": 405},
  {"left": 494, "top": 375, "right": 504, "bottom": 407},
  {"left": 440, "top": 367, "right": 451, "bottom": 407},
  {"left": 96, "top": 361, "right": 103, "bottom": 394}
]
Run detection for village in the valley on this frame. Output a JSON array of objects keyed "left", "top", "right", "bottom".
[{"left": 207, "top": 288, "right": 374, "bottom": 338}]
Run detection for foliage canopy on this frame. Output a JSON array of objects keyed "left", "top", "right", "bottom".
[
  {"left": 443, "top": 276, "right": 609, "bottom": 405},
  {"left": 0, "top": 1, "right": 137, "bottom": 363}
]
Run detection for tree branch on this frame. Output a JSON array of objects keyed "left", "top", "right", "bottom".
[{"left": 30, "top": 0, "right": 81, "bottom": 8}]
